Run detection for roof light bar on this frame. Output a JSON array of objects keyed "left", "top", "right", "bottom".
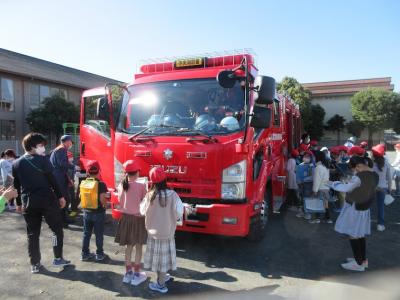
[{"left": 137, "top": 48, "right": 257, "bottom": 74}]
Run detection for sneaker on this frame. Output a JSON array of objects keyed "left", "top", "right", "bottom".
[
  {"left": 296, "top": 212, "right": 305, "bottom": 218},
  {"left": 325, "top": 219, "right": 333, "bottom": 224},
  {"left": 377, "top": 224, "right": 385, "bottom": 232},
  {"left": 81, "top": 253, "right": 95, "bottom": 261},
  {"left": 165, "top": 273, "right": 172, "bottom": 283},
  {"left": 304, "top": 213, "right": 312, "bottom": 220},
  {"left": 309, "top": 218, "right": 320, "bottom": 224},
  {"left": 346, "top": 258, "right": 368, "bottom": 268},
  {"left": 69, "top": 211, "right": 78, "bottom": 218},
  {"left": 131, "top": 272, "right": 147, "bottom": 286},
  {"left": 95, "top": 253, "right": 106, "bottom": 261},
  {"left": 149, "top": 282, "right": 168, "bottom": 293},
  {"left": 288, "top": 206, "right": 298, "bottom": 212},
  {"left": 123, "top": 271, "right": 134, "bottom": 284},
  {"left": 341, "top": 260, "right": 365, "bottom": 272},
  {"left": 31, "top": 263, "right": 41, "bottom": 274},
  {"left": 8, "top": 204, "right": 16, "bottom": 211},
  {"left": 53, "top": 258, "right": 71, "bottom": 267}
]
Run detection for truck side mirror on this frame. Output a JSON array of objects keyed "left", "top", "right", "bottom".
[
  {"left": 217, "top": 70, "right": 237, "bottom": 88},
  {"left": 254, "top": 76, "right": 276, "bottom": 104},
  {"left": 250, "top": 106, "right": 271, "bottom": 129},
  {"left": 96, "top": 97, "right": 109, "bottom": 121}
]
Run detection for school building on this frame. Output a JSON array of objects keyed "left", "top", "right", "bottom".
[
  {"left": 0, "top": 48, "right": 121, "bottom": 154},
  {"left": 303, "top": 77, "right": 395, "bottom": 146}
]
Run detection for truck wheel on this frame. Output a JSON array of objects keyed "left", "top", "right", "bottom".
[{"left": 247, "top": 190, "right": 270, "bottom": 242}]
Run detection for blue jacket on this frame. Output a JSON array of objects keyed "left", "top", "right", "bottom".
[
  {"left": 296, "top": 162, "right": 314, "bottom": 184},
  {"left": 50, "top": 146, "right": 69, "bottom": 197}
]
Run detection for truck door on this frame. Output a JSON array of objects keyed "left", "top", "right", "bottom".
[{"left": 80, "top": 87, "right": 121, "bottom": 188}]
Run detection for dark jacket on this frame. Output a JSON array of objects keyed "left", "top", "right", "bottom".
[
  {"left": 12, "top": 154, "right": 63, "bottom": 209},
  {"left": 346, "top": 171, "right": 379, "bottom": 211},
  {"left": 50, "top": 145, "right": 69, "bottom": 197}
]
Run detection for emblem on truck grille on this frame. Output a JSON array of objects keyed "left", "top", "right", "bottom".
[{"left": 163, "top": 148, "right": 173, "bottom": 160}]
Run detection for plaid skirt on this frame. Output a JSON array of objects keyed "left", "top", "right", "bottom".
[{"left": 144, "top": 236, "right": 177, "bottom": 273}]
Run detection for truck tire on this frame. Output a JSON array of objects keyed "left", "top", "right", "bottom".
[{"left": 247, "top": 189, "right": 270, "bottom": 242}]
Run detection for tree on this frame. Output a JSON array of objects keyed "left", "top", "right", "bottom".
[
  {"left": 351, "top": 88, "right": 400, "bottom": 144},
  {"left": 26, "top": 94, "right": 80, "bottom": 140},
  {"left": 346, "top": 120, "right": 364, "bottom": 138},
  {"left": 277, "top": 77, "right": 325, "bottom": 140},
  {"left": 325, "top": 114, "right": 346, "bottom": 144}
]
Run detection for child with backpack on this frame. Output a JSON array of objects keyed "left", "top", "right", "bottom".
[
  {"left": 80, "top": 160, "right": 108, "bottom": 261},
  {"left": 114, "top": 160, "right": 148, "bottom": 286},
  {"left": 140, "top": 166, "right": 184, "bottom": 294}
]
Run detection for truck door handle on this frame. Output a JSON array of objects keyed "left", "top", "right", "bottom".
[{"left": 276, "top": 175, "right": 286, "bottom": 182}]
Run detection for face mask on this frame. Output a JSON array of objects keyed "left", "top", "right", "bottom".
[
  {"left": 68, "top": 158, "right": 74, "bottom": 163},
  {"left": 34, "top": 145, "right": 46, "bottom": 156},
  {"left": 303, "top": 157, "right": 311, "bottom": 163}
]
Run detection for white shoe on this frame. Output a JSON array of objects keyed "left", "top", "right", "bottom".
[
  {"left": 131, "top": 272, "right": 147, "bottom": 286},
  {"left": 377, "top": 225, "right": 385, "bottom": 232},
  {"left": 123, "top": 271, "right": 134, "bottom": 283},
  {"left": 308, "top": 218, "right": 320, "bottom": 224},
  {"left": 296, "top": 212, "right": 305, "bottom": 218},
  {"left": 7, "top": 204, "right": 16, "bottom": 211},
  {"left": 304, "top": 213, "right": 312, "bottom": 220},
  {"left": 341, "top": 260, "right": 365, "bottom": 272},
  {"left": 346, "top": 258, "right": 368, "bottom": 268}
]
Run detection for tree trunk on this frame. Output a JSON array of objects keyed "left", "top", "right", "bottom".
[
  {"left": 368, "top": 127, "right": 373, "bottom": 146},
  {"left": 336, "top": 130, "right": 341, "bottom": 145}
]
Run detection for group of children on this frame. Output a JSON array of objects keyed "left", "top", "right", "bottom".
[
  {"left": 286, "top": 136, "right": 395, "bottom": 271},
  {"left": 80, "top": 159, "right": 183, "bottom": 294}
]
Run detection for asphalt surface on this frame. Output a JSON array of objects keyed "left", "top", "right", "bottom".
[{"left": 1, "top": 152, "right": 399, "bottom": 300}]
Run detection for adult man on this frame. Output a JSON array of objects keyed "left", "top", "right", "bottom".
[
  {"left": 50, "top": 135, "right": 74, "bottom": 226},
  {"left": 13, "top": 132, "right": 70, "bottom": 273}
]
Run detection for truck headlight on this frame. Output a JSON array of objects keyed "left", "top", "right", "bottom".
[
  {"left": 221, "top": 160, "right": 246, "bottom": 200},
  {"left": 114, "top": 158, "right": 124, "bottom": 187}
]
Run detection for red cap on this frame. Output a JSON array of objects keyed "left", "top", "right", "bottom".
[
  {"left": 291, "top": 149, "right": 299, "bottom": 157},
  {"left": 86, "top": 160, "right": 100, "bottom": 174},
  {"left": 371, "top": 144, "right": 385, "bottom": 157},
  {"left": 299, "top": 143, "right": 309, "bottom": 152},
  {"left": 348, "top": 146, "right": 366, "bottom": 156},
  {"left": 395, "top": 143, "right": 400, "bottom": 150},
  {"left": 67, "top": 151, "right": 73, "bottom": 158},
  {"left": 359, "top": 141, "right": 368, "bottom": 148},
  {"left": 123, "top": 160, "right": 140, "bottom": 173},
  {"left": 149, "top": 166, "right": 166, "bottom": 183},
  {"left": 304, "top": 150, "right": 313, "bottom": 156},
  {"left": 330, "top": 147, "right": 339, "bottom": 155},
  {"left": 310, "top": 140, "right": 318, "bottom": 146}
]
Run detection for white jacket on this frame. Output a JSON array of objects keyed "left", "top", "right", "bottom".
[
  {"left": 312, "top": 162, "right": 330, "bottom": 192},
  {"left": 286, "top": 158, "right": 298, "bottom": 189}
]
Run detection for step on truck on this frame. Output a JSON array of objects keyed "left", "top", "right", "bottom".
[{"left": 79, "top": 50, "right": 301, "bottom": 241}]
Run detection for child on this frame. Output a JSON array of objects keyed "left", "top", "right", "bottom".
[
  {"left": 80, "top": 160, "right": 108, "bottom": 261},
  {"left": 295, "top": 151, "right": 314, "bottom": 220},
  {"left": 332, "top": 155, "right": 378, "bottom": 272},
  {"left": 392, "top": 143, "right": 400, "bottom": 196},
  {"left": 140, "top": 166, "right": 184, "bottom": 294},
  {"left": 286, "top": 149, "right": 299, "bottom": 212},
  {"left": 115, "top": 160, "right": 148, "bottom": 286},
  {"left": 371, "top": 144, "right": 392, "bottom": 232},
  {"left": 312, "top": 151, "right": 332, "bottom": 224}
]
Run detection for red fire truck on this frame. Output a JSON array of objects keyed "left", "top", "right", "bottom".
[{"left": 79, "top": 51, "right": 301, "bottom": 241}]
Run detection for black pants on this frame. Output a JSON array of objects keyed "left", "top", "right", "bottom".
[
  {"left": 23, "top": 203, "right": 64, "bottom": 265},
  {"left": 287, "top": 189, "right": 300, "bottom": 207},
  {"left": 350, "top": 238, "right": 366, "bottom": 265}
]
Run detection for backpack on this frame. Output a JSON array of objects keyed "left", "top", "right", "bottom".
[{"left": 80, "top": 177, "right": 99, "bottom": 209}]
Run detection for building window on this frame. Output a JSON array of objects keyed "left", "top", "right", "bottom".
[
  {"left": 29, "top": 84, "right": 68, "bottom": 109},
  {"left": 0, "top": 120, "right": 16, "bottom": 140},
  {"left": 0, "top": 78, "right": 14, "bottom": 112}
]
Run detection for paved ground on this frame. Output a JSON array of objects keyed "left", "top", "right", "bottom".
[{"left": 1, "top": 151, "right": 399, "bottom": 299}]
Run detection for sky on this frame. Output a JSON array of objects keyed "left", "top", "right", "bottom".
[{"left": 0, "top": 0, "right": 399, "bottom": 90}]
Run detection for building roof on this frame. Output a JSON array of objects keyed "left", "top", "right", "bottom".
[
  {"left": 303, "top": 77, "right": 394, "bottom": 97},
  {"left": 0, "top": 48, "right": 122, "bottom": 89}
]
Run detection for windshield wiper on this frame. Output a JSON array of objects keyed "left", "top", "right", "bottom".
[
  {"left": 177, "top": 128, "right": 218, "bottom": 143},
  {"left": 128, "top": 124, "right": 180, "bottom": 141}
]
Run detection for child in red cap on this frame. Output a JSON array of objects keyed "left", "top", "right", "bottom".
[
  {"left": 371, "top": 144, "right": 391, "bottom": 232},
  {"left": 140, "top": 166, "right": 184, "bottom": 294},
  {"left": 115, "top": 160, "right": 148, "bottom": 286}
]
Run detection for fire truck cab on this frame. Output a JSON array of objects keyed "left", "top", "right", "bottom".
[{"left": 79, "top": 51, "right": 301, "bottom": 241}]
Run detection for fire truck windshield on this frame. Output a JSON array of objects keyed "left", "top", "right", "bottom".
[{"left": 117, "top": 78, "right": 245, "bottom": 136}]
